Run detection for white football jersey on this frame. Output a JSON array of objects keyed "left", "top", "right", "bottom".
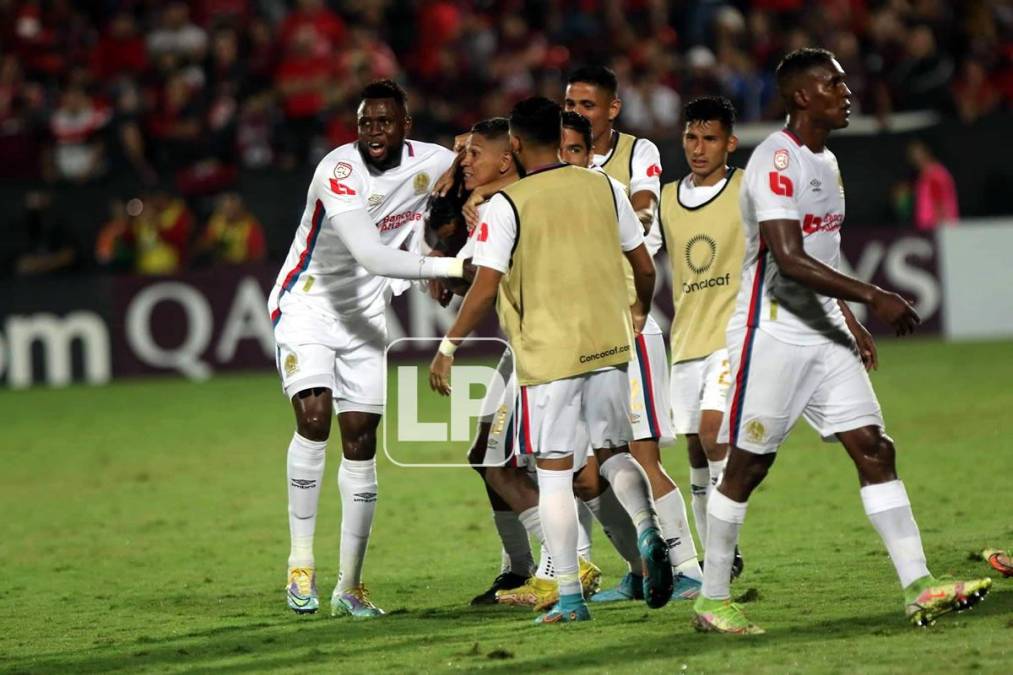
[
  {"left": 269, "top": 140, "right": 455, "bottom": 321},
  {"left": 728, "top": 129, "right": 850, "bottom": 345}
]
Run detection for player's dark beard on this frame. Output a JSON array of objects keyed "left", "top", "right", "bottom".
[
  {"left": 358, "top": 140, "right": 404, "bottom": 172},
  {"left": 511, "top": 151, "right": 528, "bottom": 178}
]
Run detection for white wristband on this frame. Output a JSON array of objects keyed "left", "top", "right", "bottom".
[{"left": 438, "top": 337, "right": 458, "bottom": 357}]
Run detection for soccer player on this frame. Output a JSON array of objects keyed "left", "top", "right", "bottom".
[
  {"left": 430, "top": 97, "right": 673, "bottom": 624},
  {"left": 566, "top": 65, "right": 702, "bottom": 602},
  {"left": 692, "top": 49, "right": 992, "bottom": 634},
  {"left": 658, "top": 96, "right": 744, "bottom": 577},
  {"left": 270, "top": 80, "right": 467, "bottom": 617}
]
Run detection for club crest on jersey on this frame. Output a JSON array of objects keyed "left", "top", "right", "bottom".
[
  {"left": 773, "top": 149, "right": 789, "bottom": 171},
  {"left": 413, "top": 172, "right": 431, "bottom": 195},
  {"left": 284, "top": 353, "right": 299, "bottom": 377},
  {"left": 333, "top": 161, "right": 353, "bottom": 179},
  {"left": 744, "top": 419, "right": 766, "bottom": 444}
]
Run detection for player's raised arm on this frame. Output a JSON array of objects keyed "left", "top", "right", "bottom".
[{"left": 629, "top": 139, "right": 663, "bottom": 233}]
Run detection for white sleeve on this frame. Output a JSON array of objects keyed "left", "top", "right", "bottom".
[
  {"left": 628, "top": 138, "right": 662, "bottom": 199},
  {"left": 471, "top": 194, "right": 517, "bottom": 273},
  {"left": 745, "top": 139, "right": 802, "bottom": 222},
  {"left": 611, "top": 178, "right": 645, "bottom": 252},
  {"left": 644, "top": 216, "right": 663, "bottom": 257},
  {"left": 332, "top": 207, "right": 463, "bottom": 279},
  {"left": 315, "top": 157, "right": 369, "bottom": 216},
  {"left": 455, "top": 202, "right": 487, "bottom": 259}
]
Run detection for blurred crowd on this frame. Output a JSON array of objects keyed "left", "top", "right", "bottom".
[{"left": 1, "top": 0, "right": 1010, "bottom": 275}]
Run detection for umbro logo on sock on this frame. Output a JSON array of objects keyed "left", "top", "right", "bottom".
[
  {"left": 291, "top": 479, "right": 317, "bottom": 489},
  {"left": 690, "top": 484, "right": 707, "bottom": 496},
  {"left": 354, "top": 492, "right": 377, "bottom": 503},
  {"left": 666, "top": 537, "right": 681, "bottom": 549}
]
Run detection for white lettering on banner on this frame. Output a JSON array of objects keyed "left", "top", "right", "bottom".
[
  {"left": 216, "top": 277, "right": 274, "bottom": 362},
  {"left": 5, "top": 312, "right": 110, "bottom": 388},
  {"left": 884, "top": 238, "right": 940, "bottom": 319},
  {"left": 126, "top": 282, "right": 212, "bottom": 380},
  {"left": 839, "top": 237, "right": 939, "bottom": 324},
  {"left": 396, "top": 365, "right": 446, "bottom": 441},
  {"left": 449, "top": 365, "right": 499, "bottom": 442}
]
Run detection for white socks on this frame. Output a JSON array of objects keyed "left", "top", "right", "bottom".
[
  {"left": 577, "top": 499, "right": 593, "bottom": 561},
  {"left": 861, "top": 480, "right": 930, "bottom": 588},
  {"left": 655, "top": 489, "right": 702, "bottom": 581},
  {"left": 519, "top": 506, "right": 554, "bottom": 579},
  {"left": 493, "top": 510, "right": 533, "bottom": 576},
  {"left": 598, "top": 453, "right": 659, "bottom": 535},
  {"left": 689, "top": 466, "right": 710, "bottom": 545},
  {"left": 583, "top": 487, "right": 643, "bottom": 570},
  {"left": 701, "top": 490, "right": 748, "bottom": 601},
  {"left": 337, "top": 458, "right": 378, "bottom": 592},
  {"left": 536, "top": 468, "right": 581, "bottom": 597},
  {"left": 287, "top": 433, "right": 327, "bottom": 568},
  {"left": 707, "top": 458, "right": 727, "bottom": 492}
]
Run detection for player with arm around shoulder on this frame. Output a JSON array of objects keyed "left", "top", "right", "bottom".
[{"left": 271, "top": 80, "right": 466, "bottom": 618}]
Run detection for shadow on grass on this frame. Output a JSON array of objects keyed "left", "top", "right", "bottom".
[{"left": 5, "top": 588, "right": 1009, "bottom": 673}]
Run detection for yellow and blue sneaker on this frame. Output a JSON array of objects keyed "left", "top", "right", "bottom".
[
  {"left": 639, "top": 527, "right": 674, "bottom": 609},
  {"left": 904, "top": 575, "right": 992, "bottom": 627},
  {"left": 692, "top": 596, "right": 765, "bottom": 635},
  {"left": 535, "top": 594, "right": 591, "bottom": 625},
  {"left": 331, "top": 584, "right": 385, "bottom": 618},
  {"left": 590, "top": 571, "right": 643, "bottom": 603},
  {"left": 286, "top": 567, "right": 318, "bottom": 614}
]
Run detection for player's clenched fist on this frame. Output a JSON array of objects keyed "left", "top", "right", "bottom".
[{"left": 870, "top": 289, "right": 921, "bottom": 336}]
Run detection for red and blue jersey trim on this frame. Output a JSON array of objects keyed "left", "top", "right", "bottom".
[
  {"left": 519, "top": 386, "right": 535, "bottom": 456},
  {"left": 271, "top": 200, "right": 325, "bottom": 327},
  {"left": 728, "top": 241, "right": 767, "bottom": 446}
]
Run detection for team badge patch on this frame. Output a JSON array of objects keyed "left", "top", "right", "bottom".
[
  {"left": 744, "top": 419, "right": 766, "bottom": 444},
  {"left": 773, "top": 149, "right": 789, "bottom": 171},
  {"left": 333, "top": 161, "right": 353, "bottom": 179},
  {"left": 413, "top": 172, "right": 430, "bottom": 195},
  {"left": 284, "top": 353, "right": 299, "bottom": 377}
]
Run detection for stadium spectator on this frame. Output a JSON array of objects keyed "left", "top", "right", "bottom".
[
  {"left": 90, "top": 10, "right": 148, "bottom": 81},
  {"left": 147, "top": 2, "right": 208, "bottom": 65},
  {"left": 95, "top": 198, "right": 135, "bottom": 273},
  {"left": 952, "top": 57, "right": 1001, "bottom": 123},
  {"left": 193, "top": 192, "right": 266, "bottom": 265},
  {"left": 274, "top": 24, "right": 332, "bottom": 167},
  {"left": 131, "top": 186, "right": 194, "bottom": 275},
  {"left": 47, "top": 84, "right": 110, "bottom": 183},
  {"left": 12, "top": 190, "right": 80, "bottom": 276},
  {"left": 907, "top": 140, "right": 960, "bottom": 231}
]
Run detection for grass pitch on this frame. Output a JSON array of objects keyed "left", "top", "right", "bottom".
[{"left": 1, "top": 339, "right": 1011, "bottom": 673}]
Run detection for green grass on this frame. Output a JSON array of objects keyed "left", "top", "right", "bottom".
[{"left": 1, "top": 339, "right": 1011, "bottom": 673}]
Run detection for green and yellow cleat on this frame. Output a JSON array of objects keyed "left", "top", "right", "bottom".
[
  {"left": 692, "top": 596, "right": 765, "bottom": 635},
  {"left": 286, "top": 567, "right": 318, "bottom": 614},
  {"left": 331, "top": 584, "right": 386, "bottom": 618},
  {"left": 904, "top": 575, "right": 992, "bottom": 627}
]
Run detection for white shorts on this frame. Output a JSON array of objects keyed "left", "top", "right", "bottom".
[
  {"left": 271, "top": 294, "right": 385, "bottom": 412},
  {"left": 517, "top": 366, "right": 632, "bottom": 464},
  {"left": 670, "top": 348, "right": 731, "bottom": 434},
  {"left": 629, "top": 331, "right": 675, "bottom": 444},
  {"left": 718, "top": 328, "right": 884, "bottom": 454},
  {"left": 476, "top": 349, "right": 529, "bottom": 468}
]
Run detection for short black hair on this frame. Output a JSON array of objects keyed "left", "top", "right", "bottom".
[
  {"left": 424, "top": 186, "right": 468, "bottom": 255},
  {"left": 684, "top": 96, "right": 736, "bottom": 132},
  {"left": 359, "top": 79, "right": 408, "bottom": 111},
  {"left": 470, "top": 117, "right": 510, "bottom": 141},
  {"left": 509, "top": 97, "right": 562, "bottom": 148},
  {"left": 776, "top": 48, "right": 836, "bottom": 105},
  {"left": 567, "top": 64, "right": 618, "bottom": 98},
  {"left": 560, "top": 110, "right": 592, "bottom": 152}
]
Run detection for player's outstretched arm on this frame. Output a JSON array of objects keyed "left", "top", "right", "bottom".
[
  {"left": 759, "top": 219, "right": 920, "bottom": 335},
  {"left": 335, "top": 207, "right": 465, "bottom": 280},
  {"left": 429, "top": 265, "right": 502, "bottom": 395}
]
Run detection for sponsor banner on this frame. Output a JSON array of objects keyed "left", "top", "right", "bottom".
[
  {"left": 938, "top": 218, "right": 1013, "bottom": 340},
  {"left": 0, "top": 228, "right": 944, "bottom": 388}
]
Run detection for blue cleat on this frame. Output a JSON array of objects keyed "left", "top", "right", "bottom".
[
  {"left": 286, "top": 567, "right": 319, "bottom": 614},
  {"left": 590, "top": 571, "right": 644, "bottom": 603},
  {"left": 639, "top": 527, "right": 674, "bottom": 609},
  {"left": 535, "top": 597, "right": 591, "bottom": 624},
  {"left": 671, "top": 573, "right": 702, "bottom": 600},
  {"left": 330, "top": 585, "right": 385, "bottom": 618}
]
